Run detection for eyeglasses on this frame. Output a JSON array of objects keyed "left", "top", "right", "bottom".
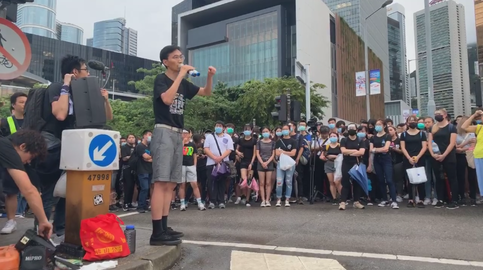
[
  {"left": 171, "top": 55, "right": 185, "bottom": 60},
  {"left": 79, "top": 68, "right": 89, "bottom": 72}
]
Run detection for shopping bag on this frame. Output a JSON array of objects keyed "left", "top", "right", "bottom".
[
  {"left": 406, "top": 166, "right": 427, "bottom": 184},
  {"left": 53, "top": 172, "right": 66, "bottom": 198},
  {"left": 334, "top": 154, "right": 343, "bottom": 181},
  {"left": 279, "top": 153, "right": 295, "bottom": 171},
  {"left": 80, "top": 213, "right": 130, "bottom": 261}
]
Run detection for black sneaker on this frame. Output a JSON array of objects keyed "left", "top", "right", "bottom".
[
  {"left": 137, "top": 208, "right": 146, "bottom": 213},
  {"left": 166, "top": 227, "right": 184, "bottom": 238},
  {"left": 109, "top": 205, "right": 118, "bottom": 212},
  {"left": 446, "top": 202, "right": 459, "bottom": 210},
  {"left": 331, "top": 199, "right": 338, "bottom": 206},
  {"left": 470, "top": 199, "right": 477, "bottom": 206},
  {"left": 150, "top": 232, "right": 182, "bottom": 246},
  {"left": 417, "top": 201, "right": 425, "bottom": 208},
  {"left": 434, "top": 201, "right": 444, "bottom": 208},
  {"left": 122, "top": 204, "right": 136, "bottom": 212},
  {"left": 458, "top": 199, "right": 467, "bottom": 206},
  {"left": 171, "top": 203, "right": 177, "bottom": 210}
]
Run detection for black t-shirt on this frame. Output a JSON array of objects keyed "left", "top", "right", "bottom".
[
  {"left": 275, "top": 138, "right": 298, "bottom": 160},
  {"left": 238, "top": 137, "right": 257, "bottom": 163},
  {"left": 121, "top": 144, "right": 136, "bottom": 167},
  {"left": 340, "top": 136, "right": 365, "bottom": 164},
  {"left": 229, "top": 136, "right": 239, "bottom": 161},
  {"left": 400, "top": 131, "right": 427, "bottom": 158},
  {"left": 0, "top": 137, "right": 25, "bottom": 187},
  {"left": 135, "top": 143, "right": 152, "bottom": 174},
  {"left": 389, "top": 137, "right": 404, "bottom": 163},
  {"left": 370, "top": 133, "right": 392, "bottom": 148},
  {"left": 0, "top": 116, "right": 24, "bottom": 137},
  {"left": 431, "top": 124, "right": 457, "bottom": 161},
  {"left": 196, "top": 143, "right": 207, "bottom": 170},
  {"left": 153, "top": 73, "right": 200, "bottom": 128},
  {"left": 324, "top": 144, "right": 341, "bottom": 161},
  {"left": 41, "top": 83, "right": 75, "bottom": 139},
  {"left": 183, "top": 142, "right": 197, "bottom": 166}
]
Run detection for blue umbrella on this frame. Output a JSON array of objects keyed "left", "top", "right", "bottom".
[{"left": 348, "top": 163, "right": 369, "bottom": 195}]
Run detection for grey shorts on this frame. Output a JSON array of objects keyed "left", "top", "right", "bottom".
[
  {"left": 324, "top": 160, "right": 336, "bottom": 174},
  {"left": 151, "top": 126, "right": 183, "bottom": 183},
  {"left": 182, "top": 165, "right": 197, "bottom": 182}
]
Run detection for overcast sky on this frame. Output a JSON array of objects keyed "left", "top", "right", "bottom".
[{"left": 56, "top": 0, "right": 477, "bottom": 70}]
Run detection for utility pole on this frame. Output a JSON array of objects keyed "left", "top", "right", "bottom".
[
  {"left": 424, "top": 0, "right": 436, "bottom": 115},
  {"left": 112, "top": 79, "right": 116, "bottom": 100}
]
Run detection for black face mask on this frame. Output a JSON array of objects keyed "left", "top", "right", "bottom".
[
  {"left": 408, "top": 122, "right": 417, "bottom": 129},
  {"left": 434, "top": 115, "right": 444, "bottom": 122},
  {"left": 348, "top": 130, "right": 357, "bottom": 136}
]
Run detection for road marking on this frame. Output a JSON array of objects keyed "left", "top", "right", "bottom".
[
  {"left": 183, "top": 240, "right": 483, "bottom": 268},
  {"left": 117, "top": 212, "right": 139, "bottom": 218},
  {"left": 230, "top": 251, "right": 346, "bottom": 270}
]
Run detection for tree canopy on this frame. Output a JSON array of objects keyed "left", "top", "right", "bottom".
[{"left": 107, "top": 63, "right": 329, "bottom": 136}]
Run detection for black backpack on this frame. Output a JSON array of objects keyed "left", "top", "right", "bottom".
[
  {"left": 22, "top": 83, "right": 62, "bottom": 131},
  {"left": 128, "top": 146, "right": 139, "bottom": 171}
]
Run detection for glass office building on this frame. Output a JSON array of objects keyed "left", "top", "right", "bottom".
[
  {"left": 26, "top": 33, "right": 157, "bottom": 92},
  {"left": 57, "top": 22, "right": 83, "bottom": 44},
  {"left": 387, "top": 3, "right": 408, "bottom": 105},
  {"left": 16, "top": 0, "right": 57, "bottom": 39},
  {"left": 93, "top": 18, "right": 125, "bottom": 53},
  {"left": 475, "top": 0, "right": 483, "bottom": 76}
]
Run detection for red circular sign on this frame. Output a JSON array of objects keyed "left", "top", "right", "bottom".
[{"left": 0, "top": 18, "right": 32, "bottom": 80}]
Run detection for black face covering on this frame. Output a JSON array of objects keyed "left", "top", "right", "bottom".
[
  {"left": 408, "top": 122, "right": 417, "bottom": 129},
  {"left": 434, "top": 115, "right": 444, "bottom": 122},
  {"left": 348, "top": 130, "right": 357, "bottom": 136}
]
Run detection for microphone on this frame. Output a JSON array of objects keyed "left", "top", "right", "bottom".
[
  {"left": 179, "top": 64, "right": 200, "bottom": 77},
  {"left": 88, "top": 60, "right": 109, "bottom": 71}
]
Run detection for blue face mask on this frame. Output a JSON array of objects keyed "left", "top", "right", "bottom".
[
  {"left": 121, "top": 142, "right": 126, "bottom": 146},
  {"left": 329, "top": 137, "right": 338, "bottom": 143},
  {"left": 262, "top": 132, "right": 270, "bottom": 138},
  {"left": 137, "top": 140, "right": 141, "bottom": 144},
  {"left": 298, "top": 126, "right": 306, "bottom": 132},
  {"left": 375, "top": 126, "right": 383, "bottom": 132},
  {"left": 282, "top": 130, "right": 290, "bottom": 136},
  {"left": 276, "top": 132, "right": 283, "bottom": 137},
  {"left": 477, "top": 120, "right": 482, "bottom": 124},
  {"left": 337, "top": 128, "right": 342, "bottom": 133},
  {"left": 328, "top": 124, "right": 335, "bottom": 129},
  {"left": 147, "top": 136, "right": 151, "bottom": 143},
  {"left": 215, "top": 127, "right": 223, "bottom": 134},
  {"left": 357, "top": 132, "right": 366, "bottom": 138},
  {"left": 243, "top": 130, "right": 252, "bottom": 136}
]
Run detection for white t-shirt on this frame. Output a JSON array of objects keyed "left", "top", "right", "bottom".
[
  {"left": 456, "top": 133, "right": 475, "bottom": 150},
  {"left": 204, "top": 133, "right": 234, "bottom": 166}
]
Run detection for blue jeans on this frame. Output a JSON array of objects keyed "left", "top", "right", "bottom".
[
  {"left": 373, "top": 154, "right": 397, "bottom": 202},
  {"left": 16, "top": 194, "right": 27, "bottom": 215},
  {"left": 137, "top": 173, "right": 151, "bottom": 209},
  {"left": 276, "top": 163, "right": 295, "bottom": 199},
  {"left": 475, "top": 158, "right": 483, "bottom": 196}
]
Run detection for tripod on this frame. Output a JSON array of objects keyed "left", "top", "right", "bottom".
[{"left": 309, "top": 133, "right": 324, "bottom": 204}]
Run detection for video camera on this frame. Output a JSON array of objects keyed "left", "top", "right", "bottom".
[{"left": 307, "top": 117, "right": 318, "bottom": 135}]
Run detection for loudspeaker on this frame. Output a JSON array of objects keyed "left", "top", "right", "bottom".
[{"left": 70, "top": 77, "right": 107, "bottom": 128}]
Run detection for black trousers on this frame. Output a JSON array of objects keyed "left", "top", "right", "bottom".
[
  {"left": 197, "top": 168, "right": 207, "bottom": 202},
  {"left": 122, "top": 167, "right": 135, "bottom": 205},
  {"left": 404, "top": 158, "right": 426, "bottom": 200},
  {"left": 340, "top": 161, "right": 363, "bottom": 202},
  {"left": 456, "top": 154, "right": 478, "bottom": 200},
  {"left": 432, "top": 155, "right": 458, "bottom": 203},
  {"left": 206, "top": 165, "right": 225, "bottom": 204}
]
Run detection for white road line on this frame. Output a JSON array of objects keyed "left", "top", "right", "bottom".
[
  {"left": 117, "top": 212, "right": 139, "bottom": 218},
  {"left": 183, "top": 240, "right": 483, "bottom": 267}
]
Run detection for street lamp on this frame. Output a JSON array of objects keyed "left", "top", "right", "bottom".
[
  {"left": 363, "top": 0, "right": 393, "bottom": 119},
  {"left": 424, "top": 0, "right": 436, "bottom": 116}
]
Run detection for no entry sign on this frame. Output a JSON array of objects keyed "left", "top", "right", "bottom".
[{"left": 0, "top": 18, "right": 32, "bottom": 81}]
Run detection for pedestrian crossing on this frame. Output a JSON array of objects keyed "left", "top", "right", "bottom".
[{"left": 230, "top": 250, "right": 346, "bottom": 270}]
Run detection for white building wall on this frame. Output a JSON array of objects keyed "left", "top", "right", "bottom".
[{"left": 295, "top": 0, "right": 333, "bottom": 119}]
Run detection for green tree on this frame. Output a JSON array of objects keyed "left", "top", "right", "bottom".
[
  {"left": 33, "top": 83, "right": 49, "bottom": 89},
  {"left": 128, "top": 63, "right": 165, "bottom": 95},
  {"left": 0, "top": 97, "right": 11, "bottom": 119},
  {"left": 107, "top": 98, "right": 154, "bottom": 136}
]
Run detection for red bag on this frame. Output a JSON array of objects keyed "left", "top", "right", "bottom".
[{"left": 80, "top": 213, "right": 131, "bottom": 261}]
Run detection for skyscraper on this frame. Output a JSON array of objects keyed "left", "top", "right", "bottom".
[
  {"left": 475, "top": 0, "right": 483, "bottom": 76},
  {"left": 56, "top": 22, "right": 83, "bottom": 44},
  {"left": 86, "top": 38, "right": 93, "bottom": 47},
  {"left": 16, "top": 0, "right": 57, "bottom": 39},
  {"left": 91, "top": 18, "right": 138, "bottom": 56},
  {"left": 387, "top": 3, "right": 408, "bottom": 105},
  {"left": 414, "top": 0, "right": 470, "bottom": 116},
  {"left": 323, "top": 0, "right": 390, "bottom": 102}
]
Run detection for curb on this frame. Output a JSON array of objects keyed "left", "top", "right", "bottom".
[{"left": 117, "top": 245, "right": 181, "bottom": 270}]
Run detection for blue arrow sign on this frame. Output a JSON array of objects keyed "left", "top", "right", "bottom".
[{"left": 89, "top": 134, "right": 117, "bottom": 167}]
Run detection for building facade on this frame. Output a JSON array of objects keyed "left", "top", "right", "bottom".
[
  {"left": 123, "top": 28, "right": 138, "bottom": 56},
  {"left": 16, "top": 0, "right": 57, "bottom": 39},
  {"left": 323, "top": 0, "right": 390, "bottom": 102},
  {"left": 476, "top": 0, "right": 483, "bottom": 76},
  {"left": 173, "top": 0, "right": 385, "bottom": 121},
  {"left": 25, "top": 33, "right": 157, "bottom": 92},
  {"left": 387, "top": 3, "right": 408, "bottom": 105},
  {"left": 86, "top": 38, "right": 93, "bottom": 47},
  {"left": 56, "top": 21, "right": 83, "bottom": 44},
  {"left": 91, "top": 18, "right": 138, "bottom": 56},
  {"left": 414, "top": 0, "right": 471, "bottom": 116}
]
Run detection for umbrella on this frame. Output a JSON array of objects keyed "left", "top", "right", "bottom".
[{"left": 348, "top": 163, "right": 369, "bottom": 195}]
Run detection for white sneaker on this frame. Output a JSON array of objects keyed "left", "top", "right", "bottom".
[
  {"left": 1, "top": 219, "right": 17, "bottom": 234},
  {"left": 403, "top": 194, "right": 409, "bottom": 200},
  {"left": 241, "top": 199, "right": 247, "bottom": 205},
  {"left": 423, "top": 198, "right": 431, "bottom": 205},
  {"left": 198, "top": 203, "right": 206, "bottom": 211},
  {"left": 276, "top": 200, "right": 282, "bottom": 207},
  {"left": 180, "top": 204, "right": 187, "bottom": 211},
  {"left": 378, "top": 201, "right": 388, "bottom": 207},
  {"left": 396, "top": 196, "right": 403, "bottom": 203},
  {"left": 208, "top": 202, "right": 215, "bottom": 209},
  {"left": 15, "top": 214, "right": 24, "bottom": 219},
  {"left": 234, "top": 197, "right": 241, "bottom": 205},
  {"left": 265, "top": 201, "right": 271, "bottom": 207},
  {"left": 246, "top": 203, "right": 251, "bottom": 207},
  {"left": 432, "top": 198, "right": 438, "bottom": 206},
  {"left": 285, "top": 201, "right": 290, "bottom": 207},
  {"left": 415, "top": 196, "right": 420, "bottom": 202},
  {"left": 391, "top": 202, "right": 399, "bottom": 209},
  {"left": 260, "top": 201, "right": 266, "bottom": 207},
  {"left": 219, "top": 203, "right": 226, "bottom": 209}
]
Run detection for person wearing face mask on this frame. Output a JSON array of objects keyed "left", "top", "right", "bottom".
[
  {"left": 423, "top": 116, "right": 438, "bottom": 205},
  {"left": 358, "top": 126, "right": 379, "bottom": 205},
  {"left": 321, "top": 132, "right": 341, "bottom": 205},
  {"left": 256, "top": 127, "right": 276, "bottom": 207},
  {"left": 224, "top": 123, "right": 238, "bottom": 203},
  {"left": 295, "top": 120, "right": 311, "bottom": 203},
  {"left": 274, "top": 125, "right": 298, "bottom": 207},
  {"left": 387, "top": 126, "right": 404, "bottom": 203},
  {"left": 235, "top": 124, "right": 257, "bottom": 206},
  {"left": 454, "top": 116, "right": 477, "bottom": 206},
  {"left": 400, "top": 116, "right": 428, "bottom": 207},
  {"left": 121, "top": 134, "right": 138, "bottom": 212},
  {"left": 339, "top": 124, "right": 366, "bottom": 210},
  {"left": 135, "top": 130, "right": 153, "bottom": 213},
  {"left": 461, "top": 110, "right": 483, "bottom": 203},
  {"left": 370, "top": 119, "right": 399, "bottom": 209},
  {"left": 204, "top": 121, "right": 234, "bottom": 209},
  {"left": 327, "top": 118, "right": 338, "bottom": 134},
  {"left": 428, "top": 109, "right": 459, "bottom": 209},
  {"left": 314, "top": 126, "right": 330, "bottom": 201}
]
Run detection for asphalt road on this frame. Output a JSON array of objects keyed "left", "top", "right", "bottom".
[{"left": 119, "top": 202, "right": 483, "bottom": 270}]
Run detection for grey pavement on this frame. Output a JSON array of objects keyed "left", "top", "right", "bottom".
[
  {"left": 118, "top": 202, "right": 483, "bottom": 270},
  {"left": 0, "top": 217, "right": 180, "bottom": 270}
]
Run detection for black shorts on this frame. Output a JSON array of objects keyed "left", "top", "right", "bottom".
[{"left": 240, "top": 161, "right": 253, "bottom": 170}]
